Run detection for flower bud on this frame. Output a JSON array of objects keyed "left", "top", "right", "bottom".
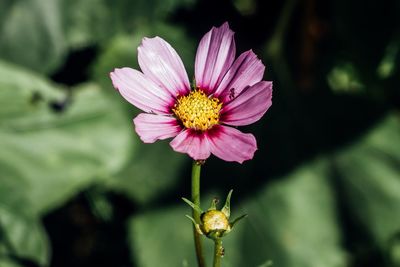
[
  {"left": 201, "top": 210, "right": 231, "bottom": 236},
  {"left": 182, "top": 190, "right": 247, "bottom": 240}
]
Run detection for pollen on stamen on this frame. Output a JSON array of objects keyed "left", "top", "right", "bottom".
[{"left": 172, "top": 90, "right": 222, "bottom": 131}]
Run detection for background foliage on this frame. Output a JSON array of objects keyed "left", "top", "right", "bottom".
[{"left": 0, "top": 0, "right": 400, "bottom": 266}]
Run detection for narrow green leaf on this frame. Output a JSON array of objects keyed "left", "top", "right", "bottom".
[
  {"left": 182, "top": 197, "right": 203, "bottom": 214},
  {"left": 221, "top": 189, "right": 233, "bottom": 218}
]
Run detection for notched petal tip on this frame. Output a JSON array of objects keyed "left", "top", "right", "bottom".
[
  {"left": 213, "top": 49, "right": 265, "bottom": 102},
  {"left": 221, "top": 80, "right": 273, "bottom": 127},
  {"left": 219, "top": 21, "right": 233, "bottom": 32},
  {"left": 195, "top": 21, "right": 236, "bottom": 94},
  {"left": 139, "top": 36, "right": 161, "bottom": 47},
  {"left": 138, "top": 35, "right": 190, "bottom": 96},
  {"left": 139, "top": 36, "right": 158, "bottom": 45},
  {"left": 110, "top": 68, "right": 123, "bottom": 91},
  {"left": 133, "top": 113, "right": 181, "bottom": 143}
]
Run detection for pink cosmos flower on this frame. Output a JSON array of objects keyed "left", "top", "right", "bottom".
[{"left": 110, "top": 22, "right": 273, "bottom": 163}]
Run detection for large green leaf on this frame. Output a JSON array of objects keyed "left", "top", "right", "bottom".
[
  {"left": 63, "top": 0, "right": 197, "bottom": 48},
  {"left": 239, "top": 160, "right": 346, "bottom": 267},
  {"left": 0, "top": 0, "right": 196, "bottom": 74},
  {"left": 107, "top": 141, "right": 187, "bottom": 205},
  {"left": 128, "top": 160, "right": 347, "bottom": 267},
  {"left": 334, "top": 113, "right": 400, "bottom": 248},
  {"left": 0, "top": 205, "right": 49, "bottom": 267},
  {"left": 0, "top": 259, "right": 23, "bottom": 267},
  {"left": 61, "top": 0, "right": 113, "bottom": 49},
  {"left": 0, "top": 0, "right": 66, "bottom": 74},
  {"left": 129, "top": 205, "right": 197, "bottom": 267},
  {"left": 0, "top": 61, "right": 132, "bottom": 215}
]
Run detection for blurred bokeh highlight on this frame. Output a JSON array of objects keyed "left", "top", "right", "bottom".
[{"left": 0, "top": 0, "right": 400, "bottom": 266}]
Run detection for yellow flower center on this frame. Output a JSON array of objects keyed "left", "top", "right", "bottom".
[{"left": 172, "top": 90, "right": 222, "bottom": 131}]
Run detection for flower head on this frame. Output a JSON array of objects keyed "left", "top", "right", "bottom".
[{"left": 110, "top": 22, "right": 273, "bottom": 163}]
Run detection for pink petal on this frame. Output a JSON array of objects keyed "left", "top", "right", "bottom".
[
  {"left": 214, "top": 50, "right": 265, "bottom": 103},
  {"left": 110, "top": 68, "right": 174, "bottom": 114},
  {"left": 138, "top": 37, "right": 190, "bottom": 97},
  {"left": 133, "top": 113, "right": 182, "bottom": 143},
  {"left": 221, "top": 81, "right": 272, "bottom": 126},
  {"left": 170, "top": 129, "right": 211, "bottom": 160},
  {"left": 195, "top": 22, "right": 236, "bottom": 94},
  {"left": 207, "top": 125, "right": 257, "bottom": 163}
]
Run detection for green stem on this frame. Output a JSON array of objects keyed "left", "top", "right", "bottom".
[
  {"left": 192, "top": 161, "right": 206, "bottom": 267},
  {"left": 213, "top": 238, "right": 223, "bottom": 267}
]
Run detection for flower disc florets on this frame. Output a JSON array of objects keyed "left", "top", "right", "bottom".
[{"left": 172, "top": 90, "right": 222, "bottom": 131}]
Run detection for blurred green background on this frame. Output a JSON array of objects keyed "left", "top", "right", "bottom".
[{"left": 0, "top": 0, "right": 400, "bottom": 266}]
